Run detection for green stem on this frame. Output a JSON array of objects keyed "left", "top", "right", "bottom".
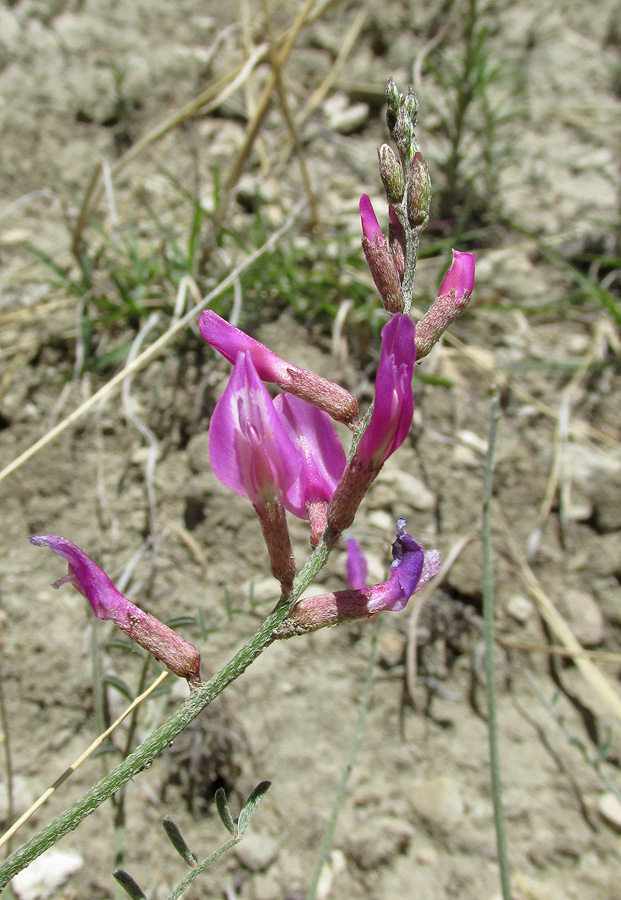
[
  {"left": 306, "top": 618, "right": 382, "bottom": 900},
  {"left": 165, "top": 836, "right": 240, "bottom": 900},
  {"left": 482, "top": 389, "right": 512, "bottom": 900},
  {"left": 0, "top": 539, "right": 332, "bottom": 888}
]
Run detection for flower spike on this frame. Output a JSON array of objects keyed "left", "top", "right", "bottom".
[
  {"left": 29, "top": 535, "right": 201, "bottom": 687},
  {"left": 276, "top": 520, "right": 440, "bottom": 638},
  {"left": 199, "top": 311, "right": 359, "bottom": 428}
]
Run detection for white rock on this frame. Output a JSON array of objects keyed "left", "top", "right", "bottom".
[
  {"left": 411, "top": 776, "right": 464, "bottom": 833},
  {"left": 507, "top": 594, "right": 534, "bottom": 623},
  {"left": 367, "top": 510, "right": 394, "bottom": 532},
  {"left": 316, "top": 849, "right": 346, "bottom": 900},
  {"left": 244, "top": 576, "right": 280, "bottom": 604},
  {"left": 323, "top": 92, "right": 368, "bottom": 133},
  {"left": 0, "top": 775, "right": 35, "bottom": 820},
  {"left": 563, "top": 444, "right": 621, "bottom": 484},
  {"left": 599, "top": 792, "right": 621, "bottom": 832},
  {"left": 457, "top": 430, "right": 488, "bottom": 455},
  {"left": 377, "top": 469, "right": 435, "bottom": 511},
  {"left": 12, "top": 848, "right": 82, "bottom": 900},
  {"left": 563, "top": 589, "right": 604, "bottom": 647},
  {"left": 234, "top": 831, "right": 278, "bottom": 871}
]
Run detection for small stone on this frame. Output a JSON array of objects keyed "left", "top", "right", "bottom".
[
  {"left": 411, "top": 776, "right": 464, "bottom": 834},
  {"left": 457, "top": 430, "right": 488, "bottom": 455},
  {"left": 415, "top": 845, "right": 439, "bottom": 865},
  {"left": 323, "top": 92, "right": 368, "bottom": 134},
  {"left": 563, "top": 589, "right": 604, "bottom": 647},
  {"left": 367, "top": 510, "right": 394, "bottom": 532},
  {"left": 376, "top": 469, "right": 435, "bottom": 511},
  {"left": 345, "top": 816, "right": 413, "bottom": 869},
  {"left": 252, "top": 870, "right": 281, "bottom": 900},
  {"left": 0, "top": 776, "right": 35, "bottom": 821},
  {"left": 452, "top": 445, "right": 480, "bottom": 467},
  {"left": 316, "top": 849, "right": 346, "bottom": 900},
  {"left": 598, "top": 792, "right": 621, "bottom": 832},
  {"left": 507, "top": 594, "right": 534, "bottom": 623},
  {"left": 234, "top": 831, "right": 278, "bottom": 872},
  {"left": 12, "top": 848, "right": 82, "bottom": 900}
]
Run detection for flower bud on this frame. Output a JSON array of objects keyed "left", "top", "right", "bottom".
[
  {"left": 378, "top": 144, "right": 405, "bottom": 205},
  {"left": 385, "top": 78, "right": 401, "bottom": 136},
  {"left": 403, "top": 89, "right": 419, "bottom": 127},
  {"left": 415, "top": 250, "right": 476, "bottom": 359},
  {"left": 359, "top": 196, "right": 404, "bottom": 314},
  {"left": 407, "top": 152, "right": 431, "bottom": 229}
]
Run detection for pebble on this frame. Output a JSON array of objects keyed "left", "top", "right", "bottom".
[
  {"left": 234, "top": 831, "right": 279, "bottom": 872},
  {"left": 323, "top": 92, "right": 369, "bottom": 134},
  {"left": 563, "top": 589, "right": 604, "bottom": 647},
  {"left": 376, "top": 469, "right": 435, "bottom": 511},
  {"left": 598, "top": 792, "right": 621, "bottom": 832},
  {"left": 345, "top": 816, "right": 413, "bottom": 869},
  {"left": 411, "top": 776, "right": 464, "bottom": 834},
  {"left": 12, "top": 849, "right": 82, "bottom": 900},
  {"left": 244, "top": 576, "right": 281, "bottom": 604},
  {"left": 316, "top": 849, "right": 346, "bottom": 900},
  {"left": 0, "top": 775, "right": 35, "bottom": 820},
  {"left": 367, "top": 510, "right": 394, "bottom": 532},
  {"left": 507, "top": 594, "right": 534, "bottom": 623}
]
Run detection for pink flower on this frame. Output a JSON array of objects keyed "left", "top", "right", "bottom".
[
  {"left": 359, "top": 194, "right": 384, "bottom": 242},
  {"left": 208, "top": 351, "right": 298, "bottom": 593},
  {"left": 276, "top": 520, "right": 440, "bottom": 637},
  {"left": 199, "top": 311, "right": 359, "bottom": 427},
  {"left": 437, "top": 249, "right": 475, "bottom": 302},
  {"left": 415, "top": 250, "right": 476, "bottom": 359},
  {"left": 327, "top": 314, "right": 415, "bottom": 539},
  {"left": 209, "top": 351, "right": 300, "bottom": 510},
  {"left": 29, "top": 535, "right": 201, "bottom": 686},
  {"left": 273, "top": 393, "right": 346, "bottom": 548}
]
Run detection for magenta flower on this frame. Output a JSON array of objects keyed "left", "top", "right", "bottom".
[
  {"left": 327, "top": 313, "right": 415, "bottom": 539},
  {"left": 415, "top": 249, "right": 475, "bottom": 359},
  {"left": 209, "top": 351, "right": 299, "bottom": 593},
  {"left": 346, "top": 537, "right": 368, "bottom": 590},
  {"left": 273, "top": 394, "right": 346, "bottom": 514},
  {"left": 357, "top": 312, "right": 415, "bottom": 468},
  {"left": 29, "top": 535, "right": 201, "bottom": 686},
  {"left": 360, "top": 194, "right": 384, "bottom": 242},
  {"left": 209, "top": 351, "right": 300, "bottom": 510},
  {"left": 438, "top": 249, "right": 475, "bottom": 302},
  {"left": 199, "top": 311, "right": 359, "bottom": 428},
  {"left": 276, "top": 520, "right": 440, "bottom": 637},
  {"left": 359, "top": 195, "right": 404, "bottom": 314}
]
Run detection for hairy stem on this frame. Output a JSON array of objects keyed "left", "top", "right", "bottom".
[{"left": 0, "top": 539, "right": 331, "bottom": 887}]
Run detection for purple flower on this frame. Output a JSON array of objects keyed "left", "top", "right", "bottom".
[
  {"left": 273, "top": 394, "right": 346, "bottom": 517},
  {"left": 276, "top": 521, "right": 440, "bottom": 637},
  {"left": 29, "top": 535, "right": 201, "bottom": 686},
  {"left": 327, "top": 313, "right": 415, "bottom": 539},
  {"left": 209, "top": 351, "right": 300, "bottom": 512},
  {"left": 199, "top": 311, "right": 359, "bottom": 427},
  {"left": 346, "top": 537, "right": 368, "bottom": 590}
]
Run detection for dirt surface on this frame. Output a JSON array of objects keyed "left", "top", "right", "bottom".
[{"left": 1, "top": 1, "right": 621, "bottom": 898}]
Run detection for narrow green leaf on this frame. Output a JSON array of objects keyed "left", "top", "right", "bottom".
[
  {"left": 165, "top": 615, "right": 198, "bottom": 629},
  {"left": 214, "top": 787, "right": 236, "bottom": 835},
  {"left": 103, "top": 674, "right": 133, "bottom": 701},
  {"left": 162, "top": 816, "right": 198, "bottom": 867},
  {"left": 237, "top": 781, "right": 271, "bottom": 835},
  {"left": 113, "top": 869, "right": 147, "bottom": 900}
]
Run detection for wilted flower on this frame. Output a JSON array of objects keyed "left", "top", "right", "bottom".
[
  {"left": 273, "top": 393, "right": 346, "bottom": 547},
  {"left": 276, "top": 520, "right": 440, "bottom": 637},
  {"left": 199, "top": 311, "right": 359, "bottom": 428},
  {"left": 209, "top": 351, "right": 298, "bottom": 593},
  {"left": 415, "top": 250, "right": 476, "bottom": 359},
  {"left": 29, "top": 535, "right": 201, "bottom": 686},
  {"left": 327, "top": 314, "right": 415, "bottom": 539}
]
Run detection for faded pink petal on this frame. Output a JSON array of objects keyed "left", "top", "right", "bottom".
[{"left": 438, "top": 250, "right": 475, "bottom": 302}]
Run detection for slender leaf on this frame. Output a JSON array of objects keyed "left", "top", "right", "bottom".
[
  {"left": 113, "top": 869, "right": 147, "bottom": 900},
  {"left": 103, "top": 674, "right": 133, "bottom": 701},
  {"left": 237, "top": 781, "right": 271, "bottom": 835},
  {"left": 162, "top": 817, "right": 198, "bottom": 867},
  {"left": 214, "top": 788, "right": 236, "bottom": 835}
]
